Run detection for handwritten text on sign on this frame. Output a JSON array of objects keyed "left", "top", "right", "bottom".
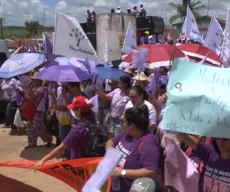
[{"left": 162, "top": 59, "right": 230, "bottom": 138}]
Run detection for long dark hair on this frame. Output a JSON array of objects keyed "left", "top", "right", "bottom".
[
  {"left": 124, "top": 105, "right": 149, "bottom": 131},
  {"left": 130, "top": 85, "right": 148, "bottom": 101}
]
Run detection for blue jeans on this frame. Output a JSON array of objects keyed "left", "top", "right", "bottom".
[
  {"left": 108, "top": 118, "right": 123, "bottom": 136},
  {"left": 58, "top": 124, "right": 71, "bottom": 158}
]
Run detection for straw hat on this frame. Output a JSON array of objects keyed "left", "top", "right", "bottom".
[
  {"left": 30, "top": 72, "right": 40, "bottom": 80},
  {"left": 124, "top": 68, "right": 133, "bottom": 75},
  {"left": 133, "top": 72, "right": 148, "bottom": 81}
]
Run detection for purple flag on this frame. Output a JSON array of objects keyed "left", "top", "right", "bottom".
[
  {"left": 42, "top": 32, "right": 53, "bottom": 61},
  {"left": 148, "top": 68, "right": 160, "bottom": 94},
  {"left": 30, "top": 46, "right": 36, "bottom": 53}
]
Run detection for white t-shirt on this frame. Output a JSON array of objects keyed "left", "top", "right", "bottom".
[{"left": 125, "top": 100, "right": 156, "bottom": 125}]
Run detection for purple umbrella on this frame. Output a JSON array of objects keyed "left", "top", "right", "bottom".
[
  {"left": 45, "top": 60, "right": 59, "bottom": 68},
  {"left": 37, "top": 65, "right": 90, "bottom": 82}
]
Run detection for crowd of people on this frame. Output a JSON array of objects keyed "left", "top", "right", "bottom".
[
  {"left": 111, "top": 4, "right": 146, "bottom": 17},
  {"left": 4, "top": 58, "right": 230, "bottom": 192},
  {"left": 86, "top": 4, "right": 147, "bottom": 32},
  {"left": 1, "top": 10, "right": 230, "bottom": 192}
]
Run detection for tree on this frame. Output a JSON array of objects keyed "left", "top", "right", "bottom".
[
  {"left": 168, "top": 0, "right": 205, "bottom": 24},
  {"left": 25, "top": 21, "right": 43, "bottom": 37}
]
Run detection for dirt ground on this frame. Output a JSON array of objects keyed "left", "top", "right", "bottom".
[{"left": 0, "top": 125, "right": 76, "bottom": 192}]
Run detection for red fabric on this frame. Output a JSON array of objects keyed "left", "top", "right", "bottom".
[
  {"left": 177, "top": 44, "right": 222, "bottom": 65},
  {"left": 123, "top": 44, "right": 185, "bottom": 64}
]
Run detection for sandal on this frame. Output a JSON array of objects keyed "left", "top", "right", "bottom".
[{"left": 9, "top": 129, "right": 17, "bottom": 135}]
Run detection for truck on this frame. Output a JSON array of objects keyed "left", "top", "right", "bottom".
[{"left": 80, "top": 14, "right": 164, "bottom": 64}]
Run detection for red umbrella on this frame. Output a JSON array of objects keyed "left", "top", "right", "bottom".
[
  {"left": 123, "top": 44, "right": 185, "bottom": 69},
  {"left": 177, "top": 44, "right": 221, "bottom": 66}
]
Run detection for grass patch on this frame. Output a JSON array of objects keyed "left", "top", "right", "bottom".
[{"left": 2, "top": 27, "right": 28, "bottom": 39}]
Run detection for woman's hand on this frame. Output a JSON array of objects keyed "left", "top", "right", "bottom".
[
  {"left": 32, "top": 160, "right": 45, "bottom": 171},
  {"left": 111, "top": 167, "right": 122, "bottom": 177},
  {"left": 162, "top": 93, "right": 168, "bottom": 104}
]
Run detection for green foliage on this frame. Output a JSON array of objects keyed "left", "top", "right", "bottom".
[
  {"left": 24, "top": 21, "right": 43, "bottom": 37},
  {"left": 168, "top": 0, "right": 205, "bottom": 24}
]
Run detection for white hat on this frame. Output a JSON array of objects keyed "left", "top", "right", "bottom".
[
  {"left": 117, "top": 6, "right": 120, "bottom": 9},
  {"left": 30, "top": 72, "right": 41, "bottom": 80},
  {"left": 129, "top": 177, "right": 162, "bottom": 192},
  {"left": 132, "top": 72, "right": 148, "bottom": 81}
]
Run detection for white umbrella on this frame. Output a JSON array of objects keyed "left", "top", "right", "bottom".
[{"left": 0, "top": 53, "right": 45, "bottom": 78}]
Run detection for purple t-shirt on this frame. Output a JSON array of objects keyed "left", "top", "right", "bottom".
[
  {"left": 108, "top": 88, "right": 130, "bottom": 118},
  {"left": 63, "top": 123, "right": 89, "bottom": 159},
  {"left": 112, "top": 131, "right": 160, "bottom": 191},
  {"left": 196, "top": 141, "right": 230, "bottom": 192}
]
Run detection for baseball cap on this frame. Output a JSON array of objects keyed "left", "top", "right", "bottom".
[
  {"left": 129, "top": 178, "right": 161, "bottom": 192},
  {"left": 67, "top": 96, "right": 90, "bottom": 110}
]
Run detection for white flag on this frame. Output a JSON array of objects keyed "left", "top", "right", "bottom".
[
  {"left": 182, "top": 6, "right": 204, "bottom": 44},
  {"left": 51, "top": 32, "right": 55, "bottom": 44},
  {"left": 221, "top": 8, "right": 230, "bottom": 67},
  {"left": 53, "top": 12, "right": 98, "bottom": 61},
  {"left": 205, "top": 17, "right": 224, "bottom": 56},
  {"left": 122, "top": 22, "right": 137, "bottom": 54},
  {"left": 85, "top": 95, "right": 99, "bottom": 114},
  {"left": 104, "top": 40, "right": 109, "bottom": 63}
]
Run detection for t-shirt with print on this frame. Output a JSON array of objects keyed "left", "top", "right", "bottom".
[
  {"left": 125, "top": 100, "right": 157, "bottom": 125},
  {"left": 112, "top": 131, "right": 160, "bottom": 191},
  {"left": 33, "top": 86, "right": 46, "bottom": 112},
  {"left": 196, "top": 141, "right": 230, "bottom": 192},
  {"left": 107, "top": 88, "right": 129, "bottom": 118}
]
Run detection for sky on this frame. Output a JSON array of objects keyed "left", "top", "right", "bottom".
[{"left": 0, "top": 0, "right": 229, "bottom": 26}]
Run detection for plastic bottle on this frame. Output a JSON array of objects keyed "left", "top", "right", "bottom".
[{"left": 112, "top": 176, "right": 120, "bottom": 191}]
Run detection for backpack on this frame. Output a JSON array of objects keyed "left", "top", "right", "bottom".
[{"left": 78, "top": 121, "right": 108, "bottom": 157}]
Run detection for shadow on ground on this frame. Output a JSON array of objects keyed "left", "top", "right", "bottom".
[
  {"left": 0, "top": 174, "right": 42, "bottom": 192},
  {"left": 20, "top": 145, "right": 55, "bottom": 161}
]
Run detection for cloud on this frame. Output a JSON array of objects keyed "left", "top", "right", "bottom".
[{"left": 0, "top": 0, "right": 228, "bottom": 26}]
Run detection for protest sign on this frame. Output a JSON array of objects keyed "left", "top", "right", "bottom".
[
  {"left": 165, "top": 138, "right": 199, "bottom": 192},
  {"left": 0, "top": 158, "right": 111, "bottom": 192},
  {"left": 82, "top": 147, "right": 123, "bottom": 192},
  {"left": 162, "top": 59, "right": 230, "bottom": 138},
  {"left": 53, "top": 12, "right": 98, "bottom": 61}
]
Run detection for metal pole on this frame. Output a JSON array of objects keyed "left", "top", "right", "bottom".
[
  {"left": 207, "top": 0, "right": 210, "bottom": 16},
  {"left": 0, "top": 18, "right": 3, "bottom": 39},
  {"left": 44, "top": 8, "right": 46, "bottom": 26}
]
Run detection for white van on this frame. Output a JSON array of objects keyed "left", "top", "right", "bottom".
[{"left": 0, "top": 40, "right": 10, "bottom": 114}]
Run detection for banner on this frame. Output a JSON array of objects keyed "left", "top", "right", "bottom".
[
  {"left": 205, "top": 17, "right": 224, "bottom": 56},
  {"left": 162, "top": 59, "right": 230, "bottom": 138},
  {"left": 0, "top": 158, "right": 111, "bottom": 192},
  {"left": 221, "top": 8, "right": 230, "bottom": 67},
  {"left": 53, "top": 12, "right": 98, "bottom": 61},
  {"left": 165, "top": 138, "right": 199, "bottom": 192},
  {"left": 122, "top": 22, "right": 137, "bottom": 54},
  {"left": 182, "top": 6, "right": 204, "bottom": 44}
]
